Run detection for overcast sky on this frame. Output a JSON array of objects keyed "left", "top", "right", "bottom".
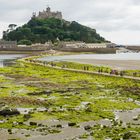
[{"left": 0, "top": 0, "right": 140, "bottom": 45}]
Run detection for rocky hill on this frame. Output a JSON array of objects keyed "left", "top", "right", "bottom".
[{"left": 3, "top": 18, "right": 108, "bottom": 44}]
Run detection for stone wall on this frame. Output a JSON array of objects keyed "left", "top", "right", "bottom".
[
  {"left": 0, "top": 41, "right": 17, "bottom": 49},
  {"left": 0, "top": 46, "right": 50, "bottom": 51},
  {"left": 0, "top": 43, "right": 51, "bottom": 51},
  {"left": 126, "top": 46, "right": 140, "bottom": 52},
  {"left": 56, "top": 47, "right": 117, "bottom": 54}
]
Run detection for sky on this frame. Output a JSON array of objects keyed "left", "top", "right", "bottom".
[{"left": 0, "top": 0, "right": 140, "bottom": 45}]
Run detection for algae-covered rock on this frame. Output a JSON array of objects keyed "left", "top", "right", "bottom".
[
  {"left": 30, "top": 122, "right": 37, "bottom": 126},
  {"left": 84, "top": 125, "right": 92, "bottom": 131},
  {"left": 0, "top": 108, "right": 20, "bottom": 116},
  {"left": 68, "top": 122, "right": 77, "bottom": 127}
]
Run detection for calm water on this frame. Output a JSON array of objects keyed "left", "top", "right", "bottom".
[
  {"left": 39, "top": 53, "right": 140, "bottom": 62},
  {"left": 0, "top": 54, "right": 26, "bottom": 67}
]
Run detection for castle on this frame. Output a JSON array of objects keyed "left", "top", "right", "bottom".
[{"left": 32, "top": 7, "right": 62, "bottom": 20}]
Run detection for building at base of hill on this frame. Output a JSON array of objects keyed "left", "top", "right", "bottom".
[
  {"left": 59, "top": 41, "right": 116, "bottom": 49},
  {"left": 0, "top": 40, "right": 17, "bottom": 49}
]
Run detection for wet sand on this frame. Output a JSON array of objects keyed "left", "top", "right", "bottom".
[{"left": 67, "top": 59, "right": 140, "bottom": 70}]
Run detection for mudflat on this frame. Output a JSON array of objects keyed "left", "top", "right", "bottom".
[{"left": 67, "top": 59, "right": 140, "bottom": 70}]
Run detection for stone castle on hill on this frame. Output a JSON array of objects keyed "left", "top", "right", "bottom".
[{"left": 32, "top": 7, "right": 62, "bottom": 20}]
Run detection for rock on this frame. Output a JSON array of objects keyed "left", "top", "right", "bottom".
[
  {"left": 90, "top": 132, "right": 94, "bottom": 136},
  {"left": 0, "top": 109, "right": 20, "bottom": 116},
  {"left": 8, "top": 129, "right": 12, "bottom": 134},
  {"left": 123, "top": 131, "right": 136, "bottom": 139},
  {"left": 56, "top": 124, "right": 62, "bottom": 128},
  {"left": 133, "top": 116, "right": 138, "bottom": 121},
  {"left": 0, "top": 102, "right": 5, "bottom": 108},
  {"left": 84, "top": 125, "right": 92, "bottom": 131},
  {"left": 30, "top": 122, "right": 37, "bottom": 126},
  {"left": 25, "top": 134, "right": 31, "bottom": 137},
  {"left": 23, "top": 114, "right": 31, "bottom": 120},
  {"left": 68, "top": 122, "right": 76, "bottom": 127},
  {"left": 18, "top": 122, "right": 23, "bottom": 125},
  {"left": 29, "top": 90, "right": 52, "bottom": 96},
  {"left": 38, "top": 123, "right": 44, "bottom": 127},
  {"left": 85, "top": 107, "right": 92, "bottom": 112}
]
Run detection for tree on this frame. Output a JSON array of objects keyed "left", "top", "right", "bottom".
[
  {"left": 18, "top": 39, "right": 32, "bottom": 45},
  {"left": 3, "top": 18, "right": 107, "bottom": 43},
  {"left": 3, "top": 31, "right": 8, "bottom": 40},
  {"left": 8, "top": 24, "right": 17, "bottom": 31}
]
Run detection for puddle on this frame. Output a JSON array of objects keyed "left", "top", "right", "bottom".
[
  {"left": 80, "top": 119, "right": 112, "bottom": 128},
  {"left": 17, "top": 107, "right": 48, "bottom": 115},
  {"left": 17, "top": 108, "right": 33, "bottom": 114},
  {"left": 115, "top": 108, "right": 140, "bottom": 124}
]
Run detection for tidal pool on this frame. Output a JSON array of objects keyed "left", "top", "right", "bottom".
[
  {"left": 0, "top": 54, "right": 27, "bottom": 67},
  {"left": 39, "top": 53, "right": 140, "bottom": 70}
]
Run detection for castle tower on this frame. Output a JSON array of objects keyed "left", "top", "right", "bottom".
[
  {"left": 46, "top": 7, "right": 51, "bottom": 13},
  {"left": 32, "top": 12, "right": 36, "bottom": 18}
]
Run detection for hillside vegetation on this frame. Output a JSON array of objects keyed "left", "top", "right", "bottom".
[{"left": 3, "top": 18, "right": 108, "bottom": 44}]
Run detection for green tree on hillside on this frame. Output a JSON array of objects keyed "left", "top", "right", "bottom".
[{"left": 3, "top": 18, "right": 108, "bottom": 44}]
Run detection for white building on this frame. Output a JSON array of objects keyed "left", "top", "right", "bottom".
[
  {"left": 61, "top": 42, "right": 116, "bottom": 49},
  {"left": 85, "top": 43, "right": 107, "bottom": 48},
  {"left": 65, "top": 42, "right": 86, "bottom": 48}
]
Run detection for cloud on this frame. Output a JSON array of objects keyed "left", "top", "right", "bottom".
[{"left": 0, "top": 0, "right": 140, "bottom": 44}]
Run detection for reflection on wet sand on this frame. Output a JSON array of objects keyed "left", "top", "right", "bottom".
[{"left": 0, "top": 60, "right": 16, "bottom": 67}]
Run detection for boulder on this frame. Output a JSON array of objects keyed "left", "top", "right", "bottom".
[
  {"left": 84, "top": 125, "right": 92, "bottom": 131},
  {"left": 68, "top": 122, "right": 76, "bottom": 127},
  {"left": 30, "top": 122, "right": 37, "bottom": 126},
  {"left": 0, "top": 109, "right": 20, "bottom": 116}
]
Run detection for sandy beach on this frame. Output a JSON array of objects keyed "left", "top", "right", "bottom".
[{"left": 67, "top": 59, "right": 140, "bottom": 70}]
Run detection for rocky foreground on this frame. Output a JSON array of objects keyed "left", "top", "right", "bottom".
[{"left": 0, "top": 58, "right": 139, "bottom": 140}]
